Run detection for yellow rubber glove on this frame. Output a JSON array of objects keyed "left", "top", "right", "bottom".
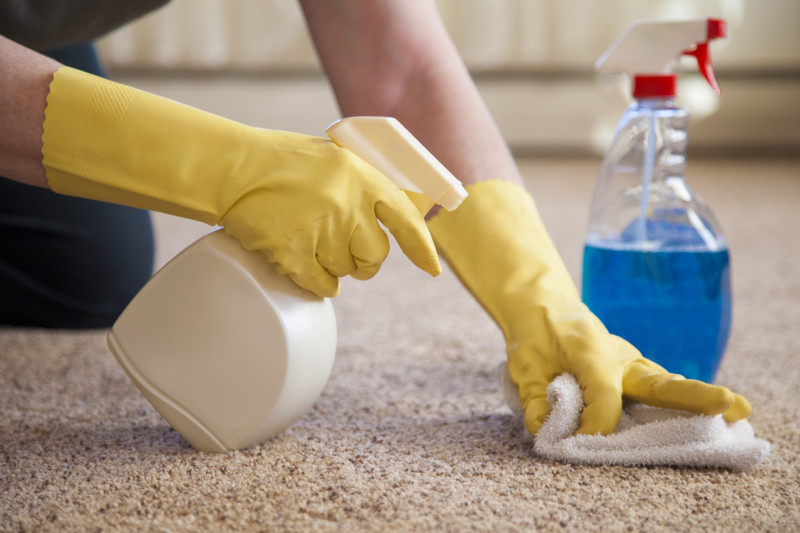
[
  {"left": 41, "top": 67, "right": 440, "bottom": 297},
  {"left": 427, "top": 180, "right": 751, "bottom": 436}
]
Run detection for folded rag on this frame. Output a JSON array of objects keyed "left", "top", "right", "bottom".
[{"left": 500, "top": 364, "right": 771, "bottom": 470}]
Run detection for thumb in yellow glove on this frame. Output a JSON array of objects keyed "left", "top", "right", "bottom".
[
  {"left": 41, "top": 66, "right": 441, "bottom": 297},
  {"left": 427, "top": 180, "right": 750, "bottom": 436}
]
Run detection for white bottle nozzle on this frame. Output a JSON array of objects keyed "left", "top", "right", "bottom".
[
  {"left": 596, "top": 18, "right": 727, "bottom": 97},
  {"left": 326, "top": 117, "right": 468, "bottom": 211}
]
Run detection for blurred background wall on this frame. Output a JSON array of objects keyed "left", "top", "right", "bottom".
[{"left": 97, "top": 0, "right": 800, "bottom": 157}]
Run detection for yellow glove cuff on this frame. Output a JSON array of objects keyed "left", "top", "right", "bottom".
[{"left": 42, "top": 66, "right": 255, "bottom": 224}]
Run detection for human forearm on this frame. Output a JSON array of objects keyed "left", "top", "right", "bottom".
[
  {"left": 0, "top": 34, "right": 60, "bottom": 187},
  {"left": 299, "top": 0, "right": 522, "bottom": 189}
]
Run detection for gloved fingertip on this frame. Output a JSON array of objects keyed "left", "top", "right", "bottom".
[
  {"left": 318, "top": 283, "right": 340, "bottom": 298},
  {"left": 295, "top": 273, "right": 340, "bottom": 298},
  {"left": 522, "top": 398, "right": 550, "bottom": 436},
  {"left": 409, "top": 250, "right": 441, "bottom": 278},
  {"left": 523, "top": 413, "right": 544, "bottom": 437},
  {"left": 350, "top": 263, "right": 380, "bottom": 281},
  {"left": 427, "top": 256, "right": 443, "bottom": 277},
  {"left": 722, "top": 393, "right": 752, "bottom": 423}
]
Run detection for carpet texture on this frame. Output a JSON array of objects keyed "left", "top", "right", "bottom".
[{"left": 2, "top": 158, "right": 799, "bottom": 532}]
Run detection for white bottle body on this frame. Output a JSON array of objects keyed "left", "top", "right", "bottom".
[{"left": 109, "top": 229, "right": 337, "bottom": 452}]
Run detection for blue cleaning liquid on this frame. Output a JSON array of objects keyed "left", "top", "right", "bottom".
[{"left": 582, "top": 243, "right": 731, "bottom": 382}]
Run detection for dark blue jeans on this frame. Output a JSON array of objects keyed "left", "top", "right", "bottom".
[{"left": 0, "top": 43, "right": 154, "bottom": 328}]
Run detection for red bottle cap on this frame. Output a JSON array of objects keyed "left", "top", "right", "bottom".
[{"left": 633, "top": 74, "right": 677, "bottom": 98}]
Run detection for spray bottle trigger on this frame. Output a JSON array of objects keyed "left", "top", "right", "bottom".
[
  {"left": 683, "top": 42, "right": 720, "bottom": 95},
  {"left": 683, "top": 18, "right": 726, "bottom": 95}
]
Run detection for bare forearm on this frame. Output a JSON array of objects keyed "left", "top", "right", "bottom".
[
  {"left": 299, "top": 0, "right": 523, "bottom": 188},
  {"left": 0, "top": 34, "right": 61, "bottom": 187}
]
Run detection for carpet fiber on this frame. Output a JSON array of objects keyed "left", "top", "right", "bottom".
[{"left": 2, "top": 158, "right": 799, "bottom": 532}]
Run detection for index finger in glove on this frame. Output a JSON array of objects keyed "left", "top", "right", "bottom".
[
  {"left": 374, "top": 193, "right": 442, "bottom": 278},
  {"left": 621, "top": 359, "right": 744, "bottom": 417}
]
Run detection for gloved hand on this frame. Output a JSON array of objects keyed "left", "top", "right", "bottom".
[
  {"left": 427, "top": 180, "right": 751, "bottom": 436},
  {"left": 41, "top": 66, "right": 440, "bottom": 297}
]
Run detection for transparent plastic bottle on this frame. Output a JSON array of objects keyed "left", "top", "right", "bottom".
[{"left": 582, "top": 96, "right": 731, "bottom": 383}]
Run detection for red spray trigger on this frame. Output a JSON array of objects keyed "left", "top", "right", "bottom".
[{"left": 683, "top": 18, "right": 727, "bottom": 95}]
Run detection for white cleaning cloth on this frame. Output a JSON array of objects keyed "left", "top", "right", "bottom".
[{"left": 500, "top": 364, "right": 770, "bottom": 470}]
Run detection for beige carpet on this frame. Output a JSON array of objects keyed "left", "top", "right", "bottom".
[{"left": 2, "top": 158, "right": 798, "bottom": 532}]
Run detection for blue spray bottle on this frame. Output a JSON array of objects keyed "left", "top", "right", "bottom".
[{"left": 582, "top": 18, "right": 730, "bottom": 382}]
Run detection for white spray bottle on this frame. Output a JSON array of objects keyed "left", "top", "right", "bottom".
[
  {"left": 107, "top": 117, "right": 467, "bottom": 452},
  {"left": 582, "top": 19, "right": 731, "bottom": 383}
]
